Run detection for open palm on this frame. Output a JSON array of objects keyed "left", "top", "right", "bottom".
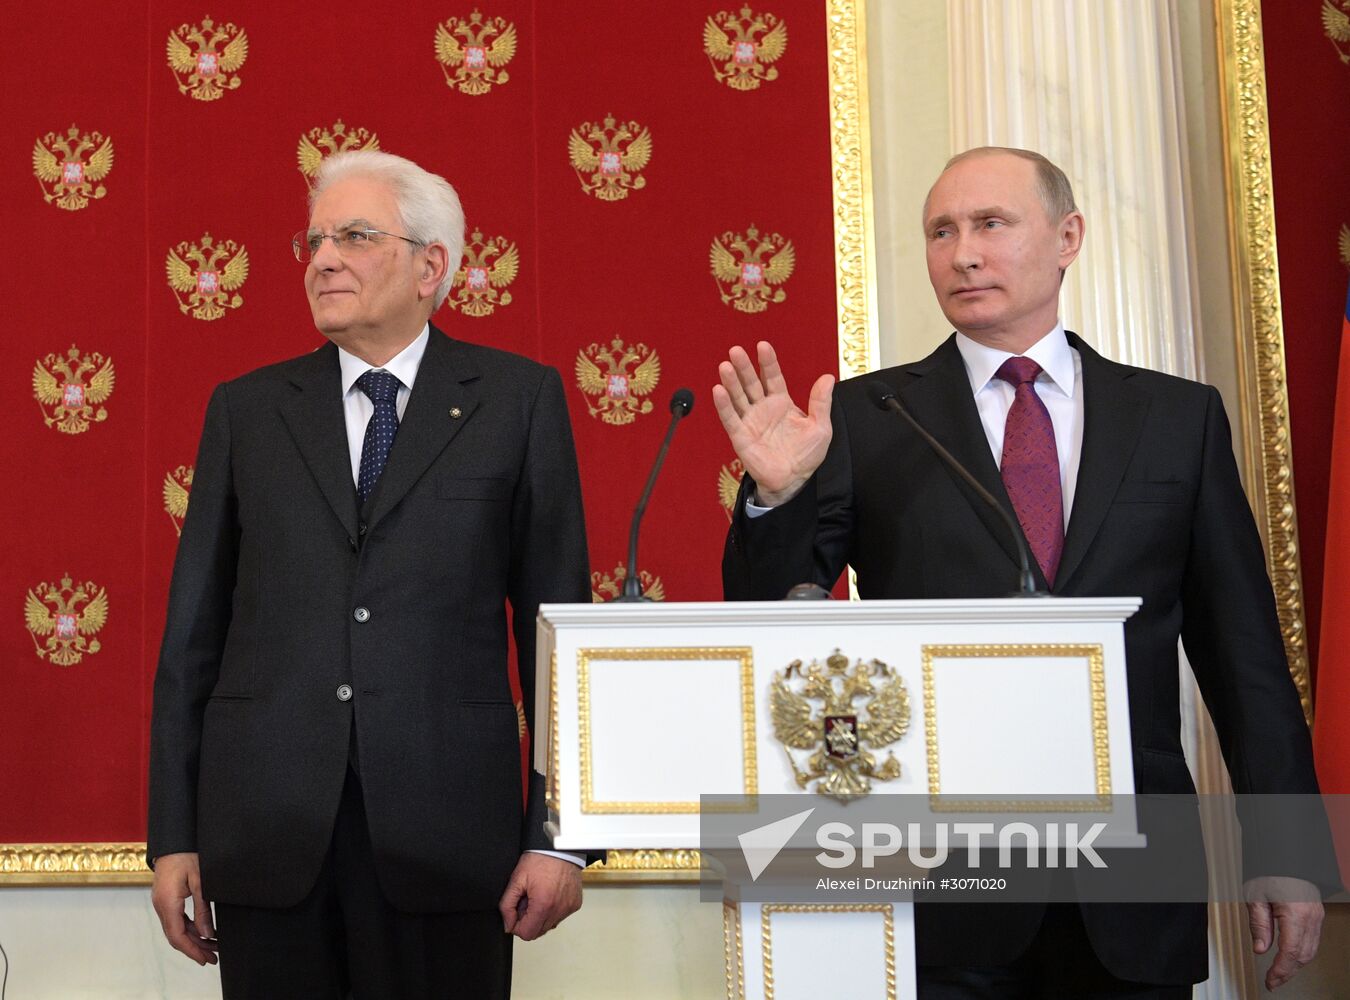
[{"left": 712, "top": 341, "right": 834, "bottom": 506}]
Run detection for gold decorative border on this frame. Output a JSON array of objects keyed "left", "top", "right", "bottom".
[
  {"left": 723, "top": 902, "right": 745, "bottom": 1000},
  {"left": 828, "top": 0, "right": 878, "bottom": 379},
  {"left": 761, "top": 903, "right": 895, "bottom": 1000},
  {"left": 578, "top": 647, "right": 757, "bottom": 813},
  {"left": 0, "top": 844, "right": 151, "bottom": 885},
  {"left": 547, "top": 648, "right": 560, "bottom": 813},
  {"left": 2, "top": 0, "right": 876, "bottom": 887},
  {"left": 922, "top": 644, "right": 1112, "bottom": 812},
  {"left": 1214, "top": 0, "right": 1312, "bottom": 722}
]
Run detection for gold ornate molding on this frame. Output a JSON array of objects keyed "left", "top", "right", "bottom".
[
  {"left": 828, "top": 0, "right": 879, "bottom": 379},
  {"left": 0, "top": 844, "right": 150, "bottom": 885},
  {"left": 584, "top": 848, "right": 702, "bottom": 883},
  {"left": 1215, "top": 0, "right": 1312, "bottom": 721}
]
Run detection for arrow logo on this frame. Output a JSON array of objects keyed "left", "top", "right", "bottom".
[{"left": 737, "top": 807, "right": 816, "bottom": 881}]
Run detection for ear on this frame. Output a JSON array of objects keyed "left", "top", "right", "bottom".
[
  {"left": 1057, "top": 211, "right": 1085, "bottom": 270},
  {"left": 417, "top": 242, "right": 451, "bottom": 301}
]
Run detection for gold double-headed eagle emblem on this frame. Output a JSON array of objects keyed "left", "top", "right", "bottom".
[
  {"left": 1325, "top": 1, "right": 1350, "bottom": 62},
  {"left": 710, "top": 225, "right": 795, "bottom": 312},
  {"left": 164, "top": 465, "right": 195, "bottom": 536},
  {"left": 32, "top": 126, "right": 113, "bottom": 212},
  {"left": 448, "top": 230, "right": 519, "bottom": 317},
  {"left": 33, "top": 345, "right": 115, "bottom": 435},
  {"left": 591, "top": 564, "right": 666, "bottom": 603},
  {"left": 166, "top": 234, "right": 249, "bottom": 321},
  {"left": 575, "top": 338, "right": 661, "bottom": 424},
  {"left": 166, "top": 17, "right": 248, "bottom": 100},
  {"left": 703, "top": 7, "right": 788, "bottom": 90},
  {"left": 568, "top": 116, "right": 652, "bottom": 201},
  {"left": 298, "top": 120, "right": 381, "bottom": 188},
  {"left": 718, "top": 459, "right": 746, "bottom": 522},
  {"left": 772, "top": 650, "right": 911, "bottom": 801},
  {"left": 24, "top": 575, "right": 109, "bottom": 667},
  {"left": 435, "top": 11, "right": 517, "bottom": 94}
]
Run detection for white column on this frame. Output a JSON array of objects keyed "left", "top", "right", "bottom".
[{"left": 945, "top": 3, "right": 1253, "bottom": 997}]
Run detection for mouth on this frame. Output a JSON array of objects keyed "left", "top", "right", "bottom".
[
  {"left": 316, "top": 290, "right": 355, "bottom": 298},
  {"left": 951, "top": 286, "right": 994, "bottom": 298}
]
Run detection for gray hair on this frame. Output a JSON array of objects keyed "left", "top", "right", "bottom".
[
  {"left": 932, "top": 146, "right": 1078, "bottom": 222},
  {"left": 310, "top": 150, "right": 465, "bottom": 309}
]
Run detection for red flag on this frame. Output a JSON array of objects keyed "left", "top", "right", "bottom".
[{"left": 1316, "top": 282, "right": 1350, "bottom": 791}]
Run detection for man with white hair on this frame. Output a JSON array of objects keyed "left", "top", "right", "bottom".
[{"left": 148, "top": 150, "right": 591, "bottom": 998}]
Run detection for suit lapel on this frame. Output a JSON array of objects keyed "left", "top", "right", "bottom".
[
  {"left": 897, "top": 337, "right": 1030, "bottom": 575},
  {"left": 365, "top": 327, "right": 480, "bottom": 530},
  {"left": 278, "top": 343, "right": 360, "bottom": 541},
  {"left": 1054, "top": 332, "right": 1148, "bottom": 591}
]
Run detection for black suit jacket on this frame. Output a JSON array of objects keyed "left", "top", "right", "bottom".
[
  {"left": 724, "top": 332, "right": 1322, "bottom": 983},
  {"left": 148, "top": 327, "right": 591, "bottom": 913}
]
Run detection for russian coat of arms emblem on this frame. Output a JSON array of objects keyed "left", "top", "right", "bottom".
[
  {"left": 435, "top": 11, "right": 517, "bottom": 94},
  {"left": 709, "top": 225, "right": 795, "bottom": 312},
  {"left": 591, "top": 564, "right": 666, "bottom": 603},
  {"left": 297, "top": 120, "right": 381, "bottom": 188},
  {"left": 32, "top": 345, "right": 115, "bottom": 434},
  {"left": 32, "top": 126, "right": 114, "bottom": 211},
  {"left": 166, "top": 17, "right": 248, "bottom": 100},
  {"left": 163, "top": 465, "right": 195, "bottom": 536},
  {"left": 575, "top": 338, "right": 661, "bottom": 424},
  {"left": 24, "top": 575, "right": 109, "bottom": 667},
  {"left": 448, "top": 230, "right": 519, "bottom": 317},
  {"left": 771, "top": 650, "right": 910, "bottom": 800},
  {"left": 703, "top": 7, "right": 788, "bottom": 90},
  {"left": 568, "top": 116, "right": 653, "bottom": 201},
  {"left": 1325, "top": 1, "right": 1350, "bottom": 62},
  {"left": 166, "top": 234, "right": 250, "bottom": 321},
  {"left": 718, "top": 459, "right": 746, "bottom": 522}
]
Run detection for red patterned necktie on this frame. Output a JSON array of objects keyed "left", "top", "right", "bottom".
[{"left": 994, "top": 356, "right": 1064, "bottom": 586}]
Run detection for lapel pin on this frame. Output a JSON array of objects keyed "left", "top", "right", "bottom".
[{"left": 449, "top": 407, "right": 463, "bottom": 419}]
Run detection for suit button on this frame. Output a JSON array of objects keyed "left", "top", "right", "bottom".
[
  {"left": 358, "top": 523, "right": 368, "bottom": 536},
  {"left": 353, "top": 607, "right": 370, "bottom": 623},
  {"left": 336, "top": 684, "right": 353, "bottom": 702},
  {"left": 348, "top": 537, "right": 358, "bottom": 552}
]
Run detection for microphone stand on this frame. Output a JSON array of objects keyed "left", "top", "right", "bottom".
[{"left": 616, "top": 389, "right": 694, "bottom": 601}]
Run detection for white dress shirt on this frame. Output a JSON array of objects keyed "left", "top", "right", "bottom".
[
  {"left": 337, "top": 323, "right": 583, "bottom": 868},
  {"left": 954, "top": 321, "right": 1082, "bottom": 526},
  {"left": 747, "top": 322, "right": 1083, "bottom": 526},
  {"left": 337, "top": 324, "right": 429, "bottom": 487}
]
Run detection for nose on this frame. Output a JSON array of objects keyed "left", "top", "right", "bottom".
[
  {"left": 310, "top": 234, "right": 343, "bottom": 271},
  {"left": 950, "top": 229, "right": 981, "bottom": 272}
]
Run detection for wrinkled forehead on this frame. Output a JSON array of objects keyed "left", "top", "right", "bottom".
[
  {"left": 923, "top": 153, "right": 1040, "bottom": 225},
  {"left": 308, "top": 176, "right": 400, "bottom": 230}
]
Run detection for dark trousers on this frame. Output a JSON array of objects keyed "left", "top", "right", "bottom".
[
  {"left": 215, "top": 767, "right": 512, "bottom": 1000},
  {"left": 918, "top": 903, "right": 1191, "bottom": 1000}
]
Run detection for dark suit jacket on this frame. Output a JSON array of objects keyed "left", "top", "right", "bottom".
[
  {"left": 723, "top": 332, "right": 1322, "bottom": 983},
  {"left": 148, "top": 326, "right": 590, "bottom": 913}
]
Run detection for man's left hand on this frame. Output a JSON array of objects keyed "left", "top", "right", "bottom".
[
  {"left": 499, "top": 853, "right": 584, "bottom": 941},
  {"left": 1245, "top": 876, "right": 1324, "bottom": 991}
]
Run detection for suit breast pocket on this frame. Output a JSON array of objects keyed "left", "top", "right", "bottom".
[
  {"left": 437, "top": 475, "right": 511, "bottom": 501},
  {"left": 1113, "top": 480, "right": 1188, "bottom": 505}
]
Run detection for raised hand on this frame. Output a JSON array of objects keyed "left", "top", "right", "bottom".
[{"left": 712, "top": 341, "right": 834, "bottom": 507}]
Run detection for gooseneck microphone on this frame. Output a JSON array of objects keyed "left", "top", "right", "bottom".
[
  {"left": 865, "top": 380, "right": 1042, "bottom": 597},
  {"left": 616, "top": 388, "right": 695, "bottom": 601}
]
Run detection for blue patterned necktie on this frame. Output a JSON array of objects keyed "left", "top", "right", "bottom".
[{"left": 356, "top": 369, "right": 402, "bottom": 505}]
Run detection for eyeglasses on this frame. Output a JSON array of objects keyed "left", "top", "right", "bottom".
[{"left": 292, "top": 226, "right": 424, "bottom": 262}]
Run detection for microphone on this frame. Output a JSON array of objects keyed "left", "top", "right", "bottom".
[
  {"left": 615, "top": 389, "right": 695, "bottom": 601},
  {"left": 865, "top": 380, "right": 1042, "bottom": 597}
]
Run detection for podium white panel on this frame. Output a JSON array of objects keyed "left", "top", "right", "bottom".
[
  {"left": 726, "top": 901, "right": 918, "bottom": 999},
  {"left": 537, "top": 598, "right": 1141, "bottom": 850}
]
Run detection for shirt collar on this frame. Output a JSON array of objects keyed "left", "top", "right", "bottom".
[
  {"left": 338, "top": 324, "right": 430, "bottom": 397},
  {"left": 954, "top": 321, "right": 1075, "bottom": 398}
]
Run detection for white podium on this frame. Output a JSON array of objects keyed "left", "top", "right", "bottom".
[{"left": 536, "top": 597, "right": 1142, "bottom": 999}]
